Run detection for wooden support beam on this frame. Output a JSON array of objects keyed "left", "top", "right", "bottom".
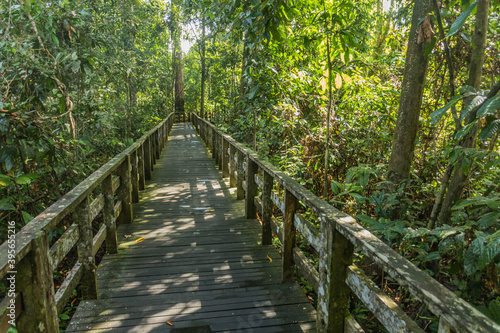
[
  {"left": 237, "top": 150, "right": 245, "bottom": 200},
  {"left": 317, "top": 217, "right": 354, "bottom": 332},
  {"left": 131, "top": 150, "right": 139, "bottom": 204},
  {"left": 117, "top": 156, "right": 133, "bottom": 225},
  {"left": 229, "top": 144, "right": 236, "bottom": 187},
  {"left": 138, "top": 144, "right": 145, "bottom": 191},
  {"left": 282, "top": 189, "right": 297, "bottom": 282},
  {"left": 245, "top": 157, "right": 258, "bottom": 219},
  {"left": 16, "top": 233, "right": 58, "bottom": 332},
  {"left": 74, "top": 196, "right": 98, "bottom": 300},
  {"left": 222, "top": 138, "right": 229, "bottom": 178},
  {"left": 144, "top": 138, "right": 152, "bottom": 180},
  {"left": 262, "top": 171, "right": 273, "bottom": 245},
  {"left": 103, "top": 174, "right": 118, "bottom": 254}
]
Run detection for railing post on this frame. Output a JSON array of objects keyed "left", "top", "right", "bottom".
[
  {"left": 138, "top": 144, "right": 145, "bottom": 190},
  {"left": 211, "top": 128, "right": 216, "bottom": 159},
  {"left": 131, "top": 150, "right": 139, "bottom": 203},
  {"left": 262, "top": 171, "right": 273, "bottom": 245},
  {"left": 117, "top": 156, "right": 133, "bottom": 224},
  {"left": 229, "top": 144, "right": 236, "bottom": 187},
  {"left": 316, "top": 217, "right": 354, "bottom": 332},
  {"left": 222, "top": 138, "right": 229, "bottom": 178},
  {"left": 103, "top": 174, "right": 118, "bottom": 254},
  {"left": 217, "top": 134, "right": 222, "bottom": 170},
  {"left": 245, "top": 156, "right": 258, "bottom": 219},
  {"left": 282, "top": 189, "right": 297, "bottom": 282},
  {"left": 150, "top": 134, "right": 156, "bottom": 168},
  {"left": 144, "top": 138, "right": 152, "bottom": 180},
  {"left": 237, "top": 150, "right": 245, "bottom": 200},
  {"left": 75, "top": 195, "right": 98, "bottom": 299},
  {"left": 155, "top": 130, "right": 160, "bottom": 159},
  {"left": 16, "top": 233, "right": 58, "bottom": 332}
]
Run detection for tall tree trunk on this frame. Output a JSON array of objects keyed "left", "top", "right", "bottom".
[
  {"left": 437, "top": 0, "right": 491, "bottom": 226},
  {"left": 200, "top": 15, "right": 206, "bottom": 119},
  {"left": 239, "top": 41, "right": 249, "bottom": 113},
  {"left": 373, "top": 0, "right": 394, "bottom": 57},
  {"left": 170, "top": 0, "right": 185, "bottom": 116},
  {"left": 387, "top": 0, "right": 433, "bottom": 183}
]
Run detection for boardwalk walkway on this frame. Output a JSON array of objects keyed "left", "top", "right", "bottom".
[{"left": 67, "top": 123, "right": 316, "bottom": 332}]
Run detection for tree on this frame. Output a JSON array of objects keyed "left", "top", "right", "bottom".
[
  {"left": 170, "top": 0, "right": 185, "bottom": 115},
  {"left": 387, "top": 0, "right": 433, "bottom": 183}
]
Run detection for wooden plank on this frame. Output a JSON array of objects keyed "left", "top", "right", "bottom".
[
  {"left": 294, "top": 213, "right": 321, "bottom": 252},
  {"left": 92, "top": 224, "right": 107, "bottom": 257},
  {"left": 293, "top": 247, "right": 319, "bottom": 291},
  {"left": 49, "top": 223, "right": 79, "bottom": 270},
  {"left": 346, "top": 265, "right": 424, "bottom": 333},
  {"left": 55, "top": 262, "right": 83, "bottom": 314},
  {"left": 345, "top": 316, "right": 365, "bottom": 333},
  {"left": 89, "top": 194, "right": 104, "bottom": 222}
]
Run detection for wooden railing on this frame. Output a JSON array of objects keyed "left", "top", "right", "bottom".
[
  {"left": 191, "top": 113, "right": 500, "bottom": 333},
  {"left": 0, "top": 114, "right": 174, "bottom": 332}
]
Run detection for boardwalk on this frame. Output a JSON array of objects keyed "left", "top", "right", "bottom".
[{"left": 66, "top": 123, "right": 316, "bottom": 332}]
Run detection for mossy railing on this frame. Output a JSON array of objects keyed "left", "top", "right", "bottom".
[
  {"left": 0, "top": 114, "right": 174, "bottom": 332},
  {"left": 191, "top": 113, "right": 500, "bottom": 333}
]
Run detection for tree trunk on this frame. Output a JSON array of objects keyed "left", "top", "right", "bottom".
[
  {"left": 200, "top": 15, "right": 206, "bottom": 119},
  {"left": 238, "top": 41, "right": 249, "bottom": 114},
  {"left": 373, "top": 0, "right": 394, "bottom": 57},
  {"left": 437, "top": 0, "right": 491, "bottom": 225},
  {"left": 387, "top": 0, "right": 432, "bottom": 183},
  {"left": 170, "top": 0, "right": 185, "bottom": 116}
]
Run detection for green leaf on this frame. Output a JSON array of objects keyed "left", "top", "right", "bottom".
[
  {"left": 455, "top": 120, "right": 477, "bottom": 140},
  {"left": 51, "top": 33, "right": 59, "bottom": 46},
  {"left": 0, "top": 198, "right": 15, "bottom": 211},
  {"left": 424, "top": 36, "right": 437, "bottom": 58},
  {"left": 461, "top": 95, "right": 486, "bottom": 121},
  {"left": 477, "top": 212, "right": 500, "bottom": 230},
  {"left": 356, "top": 214, "right": 378, "bottom": 225},
  {"left": 446, "top": 1, "right": 478, "bottom": 38},
  {"left": 15, "top": 175, "right": 31, "bottom": 185},
  {"left": 430, "top": 95, "right": 465, "bottom": 124},
  {"left": 477, "top": 94, "right": 500, "bottom": 118},
  {"left": 422, "top": 251, "right": 441, "bottom": 262},
  {"left": 22, "top": 211, "right": 34, "bottom": 224},
  {"left": 478, "top": 230, "right": 500, "bottom": 270},
  {"left": 486, "top": 198, "right": 500, "bottom": 211},
  {"left": 479, "top": 119, "right": 500, "bottom": 141}
]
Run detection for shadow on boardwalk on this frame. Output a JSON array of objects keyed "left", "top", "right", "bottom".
[{"left": 66, "top": 123, "right": 316, "bottom": 333}]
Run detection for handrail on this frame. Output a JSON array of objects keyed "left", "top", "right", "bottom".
[
  {"left": 190, "top": 113, "right": 500, "bottom": 333},
  {"left": 0, "top": 113, "right": 174, "bottom": 332}
]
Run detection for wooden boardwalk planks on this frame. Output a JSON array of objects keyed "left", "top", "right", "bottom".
[{"left": 66, "top": 123, "right": 316, "bottom": 332}]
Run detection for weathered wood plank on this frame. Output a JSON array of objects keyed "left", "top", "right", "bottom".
[
  {"left": 346, "top": 265, "right": 424, "bottom": 333},
  {"left": 92, "top": 224, "right": 107, "bottom": 257},
  {"left": 49, "top": 223, "right": 79, "bottom": 271},
  {"left": 294, "top": 213, "right": 321, "bottom": 253},
  {"left": 55, "top": 262, "right": 83, "bottom": 314},
  {"left": 103, "top": 175, "right": 118, "bottom": 254},
  {"left": 75, "top": 196, "right": 98, "bottom": 300},
  {"left": 293, "top": 247, "right": 319, "bottom": 291}
]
